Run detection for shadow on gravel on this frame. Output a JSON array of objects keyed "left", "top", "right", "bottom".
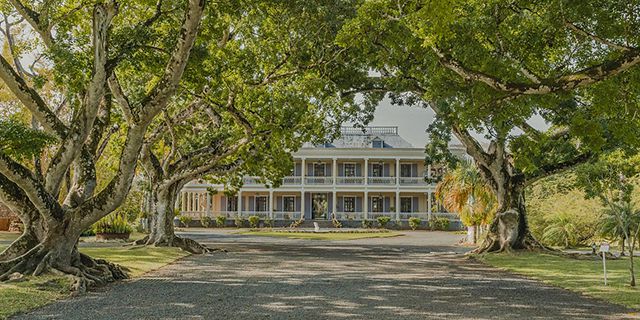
[{"left": 17, "top": 242, "right": 638, "bottom": 320}]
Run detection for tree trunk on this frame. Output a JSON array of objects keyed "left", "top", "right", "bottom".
[
  {"left": 136, "top": 184, "right": 216, "bottom": 254},
  {"left": 0, "top": 218, "right": 127, "bottom": 292},
  {"left": 472, "top": 163, "right": 544, "bottom": 253}
]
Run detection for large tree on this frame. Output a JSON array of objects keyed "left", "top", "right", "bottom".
[
  {"left": 337, "top": 0, "right": 640, "bottom": 252},
  {"left": 0, "top": 0, "right": 207, "bottom": 291},
  {"left": 133, "top": 0, "right": 360, "bottom": 253}
]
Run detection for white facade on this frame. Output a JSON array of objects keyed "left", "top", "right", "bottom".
[{"left": 178, "top": 126, "right": 465, "bottom": 222}]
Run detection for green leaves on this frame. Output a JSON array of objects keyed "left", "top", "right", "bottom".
[{"left": 0, "top": 118, "right": 56, "bottom": 161}]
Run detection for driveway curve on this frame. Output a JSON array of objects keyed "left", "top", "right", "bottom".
[{"left": 14, "top": 230, "right": 638, "bottom": 320}]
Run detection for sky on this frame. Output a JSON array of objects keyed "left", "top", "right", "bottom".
[{"left": 364, "top": 98, "right": 550, "bottom": 148}]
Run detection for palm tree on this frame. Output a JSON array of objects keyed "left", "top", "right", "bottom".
[
  {"left": 435, "top": 161, "right": 497, "bottom": 244},
  {"left": 542, "top": 214, "right": 578, "bottom": 248},
  {"left": 601, "top": 200, "right": 640, "bottom": 286}
]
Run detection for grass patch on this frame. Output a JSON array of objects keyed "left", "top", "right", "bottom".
[
  {"left": 478, "top": 252, "right": 640, "bottom": 310},
  {"left": 238, "top": 230, "right": 402, "bottom": 241},
  {"left": 0, "top": 244, "right": 188, "bottom": 319}
]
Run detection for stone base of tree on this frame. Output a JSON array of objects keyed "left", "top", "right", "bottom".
[{"left": 134, "top": 235, "right": 225, "bottom": 255}]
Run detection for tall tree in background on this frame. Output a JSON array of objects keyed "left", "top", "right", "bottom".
[
  {"left": 337, "top": 0, "right": 640, "bottom": 252},
  {"left": 0, "top": 0, "right": 207, "bottom": 291}
]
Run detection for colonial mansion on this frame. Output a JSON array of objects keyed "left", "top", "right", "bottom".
[{"left": 178, "top": 126, "right": 465, "bottom": 224}]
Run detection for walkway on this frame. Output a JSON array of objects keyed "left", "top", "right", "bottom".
[{"left": 15, "top": 230, "right": 638, "bottom": 319}]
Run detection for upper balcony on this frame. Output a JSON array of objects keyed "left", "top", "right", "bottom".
[{"left": 241, "top": 175, "right": 430, "bottom": 187}]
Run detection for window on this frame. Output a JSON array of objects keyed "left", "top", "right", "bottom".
[
  {"left": 283, "top": 196, "right": 296, "bottom": 212},
  {"left": 226, "top": 196, "right": 238, "bottom": 212},
  {"left": 400, "top": 197, "right": 413, "bottom": 213},
  {"left": 313, "top": 163, "right": 326, "bottom": 177},
  {"left": 344, "top": 163, "right": 356, "bottom": 177},
  {"left": 255, "top": 196, "right": 268, "bottom": 212},
  {"left": 371, "top": 196, "right": 383, "bottom": 212},
  {"left": 371, "top": 163, "right": 383, "bottom": 177},
  {"left": 343, "top": 197, "right": 355, "bottom": 212},
  {"left": 372, "top": 138, "right": 383, "bottom": 148},
  {"left": 400, "top": 164, "right": 413, "bottom": 177}
]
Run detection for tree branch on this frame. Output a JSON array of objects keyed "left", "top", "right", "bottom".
[
  {"left": 564, "top": 21, "right": 633, "bottom": 52},
  {"left": 432, "top": 45, "right": 640, "bottom": 95}
]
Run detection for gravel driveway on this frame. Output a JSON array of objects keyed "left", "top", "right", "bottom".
[{"left": 14, "top": 230, "right": 638, "bottom": 320}]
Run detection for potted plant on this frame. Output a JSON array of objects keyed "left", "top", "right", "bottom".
[{"left": 94, "top": 214, "right": 133, "bottom": 241}]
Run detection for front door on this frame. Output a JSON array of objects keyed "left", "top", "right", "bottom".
[{"left": 312, "top": 193, "right": 328, "bottom": 219}]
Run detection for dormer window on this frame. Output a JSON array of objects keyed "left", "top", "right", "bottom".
[{"left": 372, "top": 138, "right": 384, "bottom": 148}]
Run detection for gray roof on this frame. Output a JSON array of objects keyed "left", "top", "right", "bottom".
[{"left": 303, "top": 126, "right": 415, "bottom": 149}]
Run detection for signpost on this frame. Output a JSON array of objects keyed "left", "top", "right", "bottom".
[{"left": 600, "top": 242, "right": 610, "bottom": 286}]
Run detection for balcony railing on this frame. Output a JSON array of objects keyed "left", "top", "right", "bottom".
[
  {"left": 305, "top": 176, "right": 333, "bottom": 185},
  {"left": 367, "top": 177, "right": 396, "bottom": 185},
  {"left": 242, "top": 177, "right": 262, "bottom": 186},
  {"left": 273, "top": 211, "right": 302, "bottom": 220},
  {"left": 282, "top": 176, "right": 302, "bottom": 185},
  {"left": 399, "top": 177, "right": 428, "bottom": 186},
  {"left": 336, "top": 176, "right": 365, "bottom": 185},
  {"left": 333, "top": 212, "right": 364, "bottom": 220},
  {"left": 367, "top": 212, "right": 396, "bottom": 220}
]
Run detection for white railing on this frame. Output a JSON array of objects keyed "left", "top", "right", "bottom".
[
  {"left": 399, "top": 177, "right": 428, "bottom": 186},
  {"left": 282, "top": 176, "right": 302, "bottom": 185},
  {"left": 273, "top": 211, "right": 302, "bottom": 220},
  {"left": 242, "top": 177, "right": 262, "bottom": 186},
  {"left": 180, "top": 211, "right": 203, "bottom": 218},
  {"left": 305, "top": 176, "right": 333, "bottom": 185},
  {"left": 236, "top": 211, "right": 269, "bottom": 218},
  {"left": 333, "top": 212, "right": 364, "bottom": 220},
  {"left": 367, "top": 177, "right": 396, "bottom": 185},
  {"left": 367, "top": 212, "right": 396, "bottom": 220},
  {"left": 336, "top": 177, "right": 365, "bottom": 185}
]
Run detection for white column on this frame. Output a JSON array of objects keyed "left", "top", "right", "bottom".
[
  {"left": 395, "top": 191, "right": 400, "bottom": 221},
  {"left": 301, "top": 158, "right": 306, "bottom": 186},
  {"left": 332, "top": 190, "right": 337, "bottom": 219},
  {"left": 364, "top": 158, "right": 369, "bottom": 185},
  {"left": 269, "top": 190, "right": 274, "bottom": 219},
  {"left": 427, "top": 192, "right": 432, "bottom": 221},
  {"left": 181, "top": 192, "right": 186, "bottom": 211},
  {"left": 332, "top": 157, "right": 337, "bottom": 185},
  {"left": 427, "top": 164, "right": 432, "bottom": 179},
  {"left": 395, "top": 158, "right": 400, "bottom": 186},
  {"left": 205, "top": 193, "right": 211, "bottom": 217},
  {"left": 238, "top": 191, "right": 242, "bottom": 217},
  {"left": 300, "top": 190, "right": 305, "bottom": 220},
  {"left": 363, "top": 191, "right": 368, "bottom": 220}
]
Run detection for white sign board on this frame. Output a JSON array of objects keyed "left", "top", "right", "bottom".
[
  {"left": 313, "top": 222, "right": 320, "bottom": 232},
  {"left": 600, "top": 242, "right": 610, "bottom": 253}
]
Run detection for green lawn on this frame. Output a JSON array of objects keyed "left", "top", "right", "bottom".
[
  {"left": 478, "top": 252, "right": 640, "bottom": 310},
  {"left": 0, "top": 239, "right": 188, "bottom": 319},
  {"left": 238, "top": 230, "right": 402, "bottom": 240}
]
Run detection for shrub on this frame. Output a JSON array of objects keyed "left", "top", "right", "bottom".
[
  {"left": 430, "top": 217, "right": 450, "bottom": 231},
  {"left": 264, "top": 218, "right": 274, "bottom": 228},
  {"left": 290, "top": 217, "right": 304, "bottom": 228},
  {"left": 179, "top": 215, "right": 193, "bottom": 228},
  {"left": 234, "top": 216, "right": 244, "bottom": 228},
  {"left": 377, "top": 216, "right": 391, "bottom": 229},
  {"left": 248, "top": 215, "right": 261, "bottom": 228},
  {"left": 409, "top": 217, "right": 422, "bottom": 230},
  {"left": 93, "top": 214, "right": 133, "bottom": 234},
  {"left": 362, "top": 219, "right": 373, "bottom": 229},
  {"left": 332, "top": 217, "right": 343, "bottom": 228},
  {"left": 216, "top": 216, "right": 227, "bottom": 227},
  {"left": 200, "top": 216, "right": 212, "bottom": 228},
  {"left": 81, "top": 229, "right": 95, "bottom": 237}
]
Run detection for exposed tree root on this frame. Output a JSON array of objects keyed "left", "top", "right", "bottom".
[
  {"left": 134, "top": 235, "right": 226, "bottom": 254},
  {"left": 470, "top": 210, "right": 551, "bottom": 254},
  {"left": 0, "top": 245, "right": 128, "bottom": 293}
]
